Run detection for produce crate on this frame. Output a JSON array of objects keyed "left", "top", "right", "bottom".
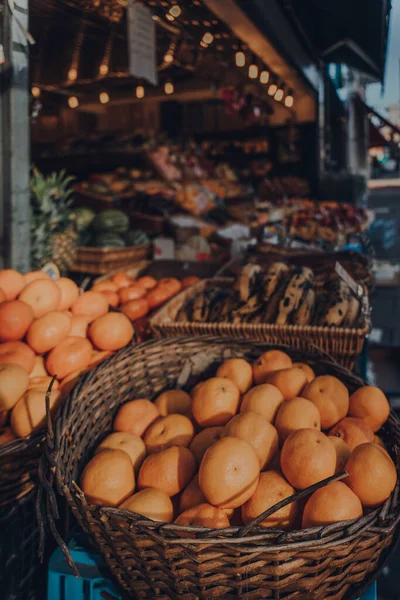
[
  {"left": 150, "top": 278, "right": 371, "bottom": 370},
  {"left": 38, "top": 337, "right": 400, "bottom": 600},
  {"left": 70, "top": 243, "right": 151, "bottom": 275}
]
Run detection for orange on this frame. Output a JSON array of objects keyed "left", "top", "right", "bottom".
[
  {"left": 222, "top": 412, "right": 279, "bottom": 470},
  {"left": 55, "top": 278, "right": 79, "bottom": 311},
  {"left": 113, "top": 399, "right": 160, "bottom": 437},
  {"left": 27, "top": 376, "right": 59, "bottom": 391},
  {"left": 81, "top": 448, "right": 135, "bottom": 507},
  {"left": 119, "top": 284, "right": 146, "bottom": 304},
  {"left": 10, "top": 387, "right": 61, "bottom": 437},
  {"left": 95, "top": 431, "right": 146, "bottom": 474},
  {"left": 87, "top": 350, "right": 114, "bottom": 369},
  {"left": 374, "top": 435, "right": 389, "bottom": 454},
  {"left": 275, "top": 397, "right": 321, "bottom": 444},
  {"left": 136, "top": 276, "right": 157, "bottom": 290},
  {"left": 138, "top": 445, "right": 196, "bottom": 496},
  {"left": 328, "top": 436, "right": 351, "bottom": 474},
  {"left": 143, "top": 414, "right": 195, "bottom": 454},
  {"left": 91, "top": 281, "right": 119, "bottom": 293},
  {"left": 302, "top": 481, "right": 363, "bottom": 528},
  {"left": 71, "top": 291, "right": 108, "bottom": 321},
  {"left": 157, "top": 278, "right": 182, "bottom": 297},
  {"left": 59, "top": 368, "right": 87, "bottom": 397},
  {"left": 0, "top": 342, "right": 35, "bottom": 373},
  {"left": 281, "top": 429, "right": 336, "bottom": 490},
  {"left": 0, "top": 427, "right": 16, "bottom": 446},
  {"left": 302, "top": 375, "right": 349, "bottom": 430},
  {"left": 348, "top": 386, "right": 390, "bottom": 433},
  {"left": 329, "top": 417, "right": 374, "bottom": 451},
  {"left": 266, "top": 368, "right": 308, "bottom": 401},
  {"left": 179, "top": 475, "right": 207, "bottom": 513},
  {"left": 189, "top": 426, "right": 224, "bottom": 465},
  {"left": 175, "top": 503, "right": 229, "bottom": 529},
  {"left": 0, "top": 300, "right": 34, "bottom": 342},
  {"left": 216, "top": 358, "right": 253, "bottom": 394},
  {"left": 19, "top": 280, "right": 61, "bottom": 318},
  {"left": 191, "top": 377, "right": 240, "bottom": 427},
  {"left": 154, "top": 389, "right": 192, "bottom": 417},
  {"left": 0, "top": 410, "right": 8, "bottom": 426},
  {"left": 146, "top": 286, "right": 172, "bottom": 310},
  {"left": 0, "top": 289, "right": 5, "bottom": 303},
  {"left": 253, "top": 350, "right": 292, "bottom": 385},
  {"left": 0, "top": 363, "right": 29, "bottom": 411},
  {"left": 27, "top": 311, "right": 71, "bottom": 354},
  {"left": 292, "top": 362, "right": 315, "bottom": 383},
  {"left": 100, "top": 290, "right": 119, "bottom": 308},
  {"left": 0, "top": 270, "right": 25, "bottom": 300},
  {"left": 46, "top": 336, "right": 92, "bottom": 379},
  {"left": 120, "top": 488, "right": 174, "bottom": 522},
  {"left": 242, "top": 470, "right": 298, "bottom": 530},
  {"left": 24, "top": 271, "right": 51, "bottom": 284},
  {"left": 240, "top": 384, "right": 284, "bottom": 423},
  {"left": 120, "top": 298, "right": 149, "bottom": 321},
  {"left": 30, "top": 355, "right": 48, "bottom": 379},
  {"left": 198, "top": 437, "right": 260, "bottom": 509},
  {"left": 88, "top": 312, "right": 134, "bottom": 351},
  {"left": 112, "top": 272, "right": 133, "bottom": 289},
  {"left": 69, "top": 315, "right": 91, "bottom": 338},
  {"left": 181, "top": 276, "right": 200, "bottom": 289}
]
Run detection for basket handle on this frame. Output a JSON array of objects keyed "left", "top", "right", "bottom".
[{"left": 236, "top": 471, "right": 348, "bottom": 538}]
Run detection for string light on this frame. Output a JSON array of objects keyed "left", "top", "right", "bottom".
[
  {"left": 260, "top": 70, "right": 269, "bottom": 84},
  {"left": 99, "top": 92, "right": 110, "bottom": 104},
  {"left": 136, "top": 85, "right": 145, "bottom": 99},
  {"left": 285, "top": 89, "right": 294, "bottom": 108},
  {"left": 164, "top": 81, "right": 174, "bottom": 95},
  {"left": 68, "top": 96, "right": 79, "bottom": 109},
  {"left": 200, "top": 40, "right": 208, "bottom": 48},
  {"left": 248, "top": 63, "right": 258, "bottom": 79},
  {"left": 274, "top": 87, "right": 284, "bottom": 102},
  {"left": 32, "top": 87, "right": 41, "bottom": 98},
  {"left": 68, "top": 67, "right": 78, "bottom": 81},
  {"left": 99, "top": 63, "right": 109, "bottom": 75},
  {"left": 235, "top": 51, "right": 245, "bottom": 67},
  {"left": 268, "top": 83, "right": 278, "bottom": 96},
  {"left": 202, "top": 32, "right": 214, "bottom": 45},
  {"left": 164, "top": 53, "right": 174, "bottom": 63},
  {"left": 169, "top": 5, "right": 181, "bottom": 17},
  {"left": 166, "top": 13, "right": 175, "bottom": 21}
]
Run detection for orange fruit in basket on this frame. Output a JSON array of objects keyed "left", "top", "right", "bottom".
[
  {"left": 253, "top": 350, "right": 292, "bottom": 385},
  {"left": 30, "top": 356, "right": 48, "bottom": 379},
  {"left": 275, "top": 397, "right": 321, "bottom": 444},
  {"left": 0, "top": 300, "right": 34, "bottom": 342},
  {"left": 329, "top": 417, "right": 374, "bottom": 451},
  {"left": 179, "top": 475, "right": 207, "bottom": 513},
  {"left": 302, "top": 376, "right": 349, "bottom": 430},
  {"left": 144, "top": 414, "right": 195, "bottom": 454},
  {"left": 24, "top": 271, "right": 51, "bottom": 284},
  {"left": 119, "top": 284, "right": 146, "bottom": 304},
  {"left": 158, "top": 278, "right": 182, "bottom": 296},
  {"left": 0, "top": 427, "right": 16, "bottom": 446},
  {"left": 59, "top": 368, "right": 87, "bottom": 397},
  {"left": 88, "top": 312, "right": 134, "bottom": 351},
  {"left": 189, "top": 426, "right": 224, "bottom": 465},
  {"left": 100, "top": 290, "right": 119, "bottom": 308},
  {"left": 119, "top": 488, "right": 174, "bottom": 522},
  {"left": 10, "top": 387, "right": 61, "bottom": 437},
  {"left": 175, "top": 503, "right": 230, "bottom": 529},
  {"left": 281, "top": 429, "right": 336, "bottom": 490},
  {"left": 328, "top": 436, "right": 351, "bottom": 474},
  {"left": 19, "top": 280, "right": 61, "bottom": 318},
  {"left": 241, "top": 470, "right": 298, "bottom": 530},
  {"left": 136, "top": 276, "right": 157, "bottom": 290},
  {"left": 302, "top": 481, "right": 363, "bottom": 529},
  {"left": 240, "top": 384, "right": 284, "bottom": 423},
  {"left": 27, "top": 311, "right": 71, "bottom": 354},
  {"left": 154, "top": 389, "right": 192, "bottom": 417},
  {"left": 0, "top": 270, "right": 25, "bottom": 300},
  {"left": 374, "top": 435, "right": 389, "bottom": 454},
  {"left": 222, "top": 412, "right": 279, "bottom": 470},
  {"left": 0, "top": 289, "right": 6, "bottom": 303},
  {"left": 120, "top": 298, "right": 149, "bottom": 321},
  {"left": 191, "top": 377, "right": 240, "bottom": 427},
  {"left": 0, "top": 410, "right": 8, "bottom": 426},
  {"left": 112, "top": 272, "right": 133, "bottom": 289},
  {"left": 114, "top": 399, "right": 160, "bottom": 437},
  {"left": 199, "top": 437, "right": 259, "bottom": 509},
  {"left": 292, "top": 362, "right": 315, "bottom": 383},
  {"left": 91, "top": 281, "right": 119, "bottom": 294},
  {"left": 345, "top": 443, "right": 397, "bottom": 508},
  {"left": 181, "top": 276, "right": 200, "bottom": 290},
  {"left": 266, "top": 368, "right": 308, "bottom": 401},
  {"left": 55, "top": 278, "right": 79, "bottom": 311},
  {"left": 216, "top": 358, "right": 253, "bottom": 394},
  {"left": 348, "top": 386, "right": 390, "bottom": 433},
  {"left": 0, "top": 363, "right": 29, "bottom": 411},
  {"left": 95, "top": 431, "right": 146, "bottom": 474},
  {"left": 69, "top": 315, "right": 91, "bottom": 338},
  {"left": 138, "top": 445, "right": 196, "bottom": 497},
  {"left": 88, "top": 350, "right": 114, "bottom": 369},
  {"left": 81, "top": 448, "right": 135, "bottom": 507},
  {"left": 27, "top": 376, "right": 59, "bottom": 391},
  {"left": 46, "top": 336, "right": 92, "bottom": 379},
  {"left": 0, "top": 342, "right": 35, "bottom": 373},
  {"left": 71, "top": 291, "right": 108, "bottom": 321},
  {"left": 146, "top": 287, "right": 171, "bottom": 310}
]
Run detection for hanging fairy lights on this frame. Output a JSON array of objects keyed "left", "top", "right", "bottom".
[
  {"left": 99, "top": 91, "right": 110, "bottom": 104},
  {"left": 68, "top": 67, "right": 78, "bottom": 81},
  {"left": 169, "top": 5, "right": 182, "bottom": 18},
  {"left": 164, "top": 81, "right": 174, "bottom": 95},
  {"left": 268, "top": 82, "right": 278, "bottom": 97},
  {"left": 68, "top": 96, "right": 79, "bottom": 109},
  {"left": 99, "top": 64, "right": 109, "bottom": 75},
  {"left": 260, "top": 70, "right": 269, "bottom": 84},
  {"left": 248, "top": 55, "right": 258, "bottom": 79},
  {"left": 274, "top": 85, "right": 284, "bottom": 102},
  {"left": 31, "top": 86, "right": 41, "bottom": 98},
  {"left": 235, "top": 50, "right": 246, "bottom": 67},
  {"left": 202, "top": 31, "right": 214, "bottom": 45},
  {"left": 285, "top": 89, "right": 294, "bottom": 108},
  {"left": 136, "top": 85, "right": 145, "bottom": 99}
]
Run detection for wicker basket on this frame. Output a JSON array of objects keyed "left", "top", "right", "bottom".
[
  {"left": 150, "top": 279, "right": 371, "bottom": 370},
  {"left": 70, "top": 243, "right": 151, "bottom": 275},
  {"left": 38, "top": 337, "right": 400, "bottom": 600},
  {"left": 130, "top": 209, "right": 166, "bottom": 236}
]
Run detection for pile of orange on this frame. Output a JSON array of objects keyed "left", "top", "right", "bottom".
[
  {"left": 81, "top": 350, "right": 396, "bottom": 531},
  {"left": 90, "top": 272, "right": 199, "bottom": 321},
  {"left": 0, "top": 268, "right": 135, "bottom": 444}
]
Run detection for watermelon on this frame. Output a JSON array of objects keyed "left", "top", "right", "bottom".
[
  {"left": 95, "top": 233, "right": 126, "bottom": 248},
  {"left": 92, "top": 210, "right": 130, "bottom": 234},
  {"left": 125, "top": 230, "right": 149, "bottom": 246}
]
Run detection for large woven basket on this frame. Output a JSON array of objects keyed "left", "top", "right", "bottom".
[
  {"left": 70, "top": 242, "right": 151, "bottom": 274},
  {"left": 150, "top": 279, "right": 371, "bottom": 370},
  {"left": 38, "top": 337, "right": 400, "bottom": 600}
]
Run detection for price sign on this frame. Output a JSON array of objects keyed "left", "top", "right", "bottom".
[{"left": 127, "top": 0, "right": 158, "bottom": 85}]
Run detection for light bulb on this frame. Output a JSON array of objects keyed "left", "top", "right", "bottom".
[
  {"left": 166, "top": 13, "right": 174, "bottom": 21},
  {"left": 68, "top": 96, "right": 79, "bottom": 109},
  {"left": 169, "top": 5, "right": 181, "bottom": 17},
  {"left": 260, "top": 70, "right": 269, "bottom": 84},
  {"left": 274, "top": 88, "right": 284, "bottom": 101},
  {"left": 268, "top": 83, "right": 278, "bottom": 96},
  {"left": 200, "top": 40, "right": 208, "bottom": 48},
  {"left": 164, "top": 53, "right": 174, "bottom": 64},
  {"left": 99, "top": 92, "right": 110, "bottom": 104},
  {"left": 235, "top": 51, "right": 245, "bottom": 67},
  {"left": 164, "top": 81, "right": 174, "bottom": 95},
  {"left": 32, "top": 86, "right": 41, "bottom": 98},
  {"left": 68, "top": 67, "right": 78, "bottom": 81},
  {"left": 99, "top": 63, "right": 109, "bottom": 75},
  {"left": 136, "top": 85, "right": 145, "bottom": 99},
  {"left": 248, "top": 63, "right": 258, "bottom": 79},
  {"left": 285, "top": 95, "right": 294, "bottom": 108},
  {"left": 202, "top": 32, "right": 214, "bottom": 45}
]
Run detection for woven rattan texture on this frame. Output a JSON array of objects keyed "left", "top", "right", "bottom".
[{"left": 39, "top": 337, "right": 400, "bottom": 600}]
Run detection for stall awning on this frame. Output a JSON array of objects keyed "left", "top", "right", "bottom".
[{"left": 355, "top": 96, "right": 400, "bottom": 146}]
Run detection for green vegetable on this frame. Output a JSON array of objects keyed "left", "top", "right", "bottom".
[
  {"left": 71, "top": 207, "right": 96, "bottom": 232},
  {"left": 92, "top": 210, "right": 130, "bottom": 234},
  {"left": 95, "top": 233, "right": 126, "bottom": 248},
  {"left": 125, "top": 230, "right": 149, "bottom": 246}
]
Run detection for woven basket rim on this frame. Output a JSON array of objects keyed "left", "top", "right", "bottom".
[
  {"left": 76, "top": 242, "right": 150, "bottom": 254},
  {"left": 0, "top": 428, "right": 44, "bottom": 458}
]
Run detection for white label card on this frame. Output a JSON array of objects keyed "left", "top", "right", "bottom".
[
  {"left": 335, "top": 262, "right": 364, "bottom": 300},
  {"left": 127, "top": 1, "right": 158, "bottom": 85}
]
